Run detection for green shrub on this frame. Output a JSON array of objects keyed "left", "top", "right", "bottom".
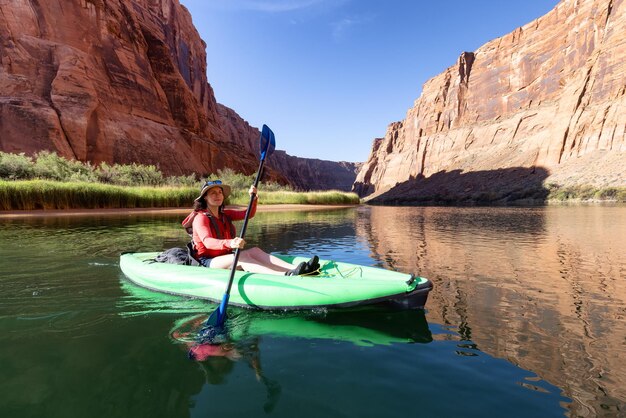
[
  {"left": 0, "top": 151, "right": 298, "bottom": 190},
  {"left": 0, "top": 152, "right": 35, "bottom": 180},
  {"left": 546, "top": 183, "right": 626, "bottom": 201},
  {"left": 212, "top": 168, "right": 255, "bottom": 191},
  {"left": 96, "top": 162, "right": 164, "bottom": 186},
  {"left": 199, "top": 168, "right": 294, "bottom": 194},
  {"left": 33, "top": 151, "right": 96, "bottom": 182},
  {"left": 594, "top": 187, "right": 618, "bottom": 199},
  {"left": 165, "top": 173, "right": 198, "bottom": 187}
]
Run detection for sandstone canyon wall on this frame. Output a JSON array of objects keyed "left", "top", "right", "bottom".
[
  {"left": 354, "top": 0, "right": 625, "bottom": 203},
  {"left": 0, "top": 0, "right": 356, "bottom": 190}
]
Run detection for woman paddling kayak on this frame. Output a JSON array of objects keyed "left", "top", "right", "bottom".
[{"left": 182, "top": 180, "right": 319, "bottom": 276}]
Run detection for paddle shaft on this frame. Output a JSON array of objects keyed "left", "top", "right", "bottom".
[
  {"left": 203, "top": 124, "right": 274, "bottom": 331},
  {"left": 212, "top": 158, "right": 266, "bottom": 323},
  {"left": 224, "top": 160, "right": 264, "bottom": 295}
]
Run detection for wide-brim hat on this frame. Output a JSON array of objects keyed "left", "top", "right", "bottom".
[{"left": 195, "top": 180, "right": 231, "bottom": 202}]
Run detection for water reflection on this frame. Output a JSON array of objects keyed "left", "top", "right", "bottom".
[
  {"left": 166, "top": 307, "right": 434, "bottom": 414},
  {"left": 174, "top": 325, "right": 282, "bottom": 414},
  {"left": 356, "top": 205, "right": 626, "bottom": 416},
  {"left": 169, "top": 308, "right": 433, "bottom": 349},
  {"left": 1, "top": 207, "right": 621, "bottom": 416}
]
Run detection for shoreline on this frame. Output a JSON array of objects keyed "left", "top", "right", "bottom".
[{"left": 0, "top": 204, "right": 359, "bottom": 218}]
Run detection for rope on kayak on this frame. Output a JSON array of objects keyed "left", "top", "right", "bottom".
[
  {"left": 293, "top": 261, "right": 363, "bottom": 278},
  {"left": 335, "top": 266, "right": 363, "bottom": 278},
  {"left": 320, "top": 261, "right": 363, "bottom": 279}
]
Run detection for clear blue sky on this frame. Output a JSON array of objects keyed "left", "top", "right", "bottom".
[{"left": 179, "top": 0, "right": 558, "bottom": 163}]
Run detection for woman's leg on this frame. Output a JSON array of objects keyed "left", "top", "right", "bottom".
[
  {"left": 238, "top": 249, "right": 290, "bottom": 274},
  {"left": 244, "top": 247, "right": 297, "bottom": 270},
  {"left": 207, "top": 253, "right": 236, "bottom": 269},
  {"left": 206, "top": 249, "right": 299, "bottom": 275}
]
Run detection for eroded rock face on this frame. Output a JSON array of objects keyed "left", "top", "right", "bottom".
[
  {"left": 268, "top": 153, "right": 358, "bottom": 191},
  {"left": 0, "top": 0, "right": 356, "bottom": 189},
  {"left": 1, "top": 0, "right": 228, "bottom": 174},
  {"left": 216, "top": 103, "right": 358, "bottom": 191},
  {"left": 354, "top": 0, "right": 626, "bottom": 202}
]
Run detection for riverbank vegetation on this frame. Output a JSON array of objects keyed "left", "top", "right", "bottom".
[
  {"left": 2, "top": 151, "right": 622, "bottom": 209},
  {"left": 545, "top": 183, "right": 626, "bottom": 202},
  {"left": 0, "top": 152, "right": 359, "bottom": 210}
]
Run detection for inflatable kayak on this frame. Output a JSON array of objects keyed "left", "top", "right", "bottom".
[{"left": 119, "top": 252, "right": 432, "bottom": 310}]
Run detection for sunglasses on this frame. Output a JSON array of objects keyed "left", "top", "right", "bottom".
[{"left": 203, "top": 180, "right": 222, "bottom": 187}]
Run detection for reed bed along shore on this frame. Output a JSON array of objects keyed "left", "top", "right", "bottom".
[
  {"left": 0, "top": 180, "right": 360, "bottom": 211},
  {"left": 0, "top": 151, "right": 359, "bottom": 210},
  {"left": 545, "top": 184, "right": 626, "bottom": 202}
]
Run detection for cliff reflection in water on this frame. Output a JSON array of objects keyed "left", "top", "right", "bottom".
[{"left": 356, "top": 205, "right": 626, "bottom": 416}]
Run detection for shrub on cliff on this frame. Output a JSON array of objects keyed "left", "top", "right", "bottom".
[
  {"left": 33, "top": 151, "right": 98, "bottom": 183},
  {"left": 96, "top": 162, "right": 164, "bottom": 186},
  {"left": 0, "top": 152, "right": 35, "bottom": 180},
  {"left": 209, "top": 168, "right": 292, "bottom": 193},
  {"left": 0, "top": 151, "right": 177, "bottom": 187},
  {"left": 0, "top": 151, "right": 289, "bottom": 191}
]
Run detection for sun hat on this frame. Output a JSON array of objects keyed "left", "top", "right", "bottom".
[{"left": 195, "top": 179, "right": 231, "bottom": 202}]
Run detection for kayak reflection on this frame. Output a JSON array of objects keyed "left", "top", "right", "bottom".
[
  {"left": 170, "top": 308, "right": 431, "bottom": 413},
  {"left": 120, "top": 277, "right": 433, "bottom": 346},
  {"left": 170, "top": 307, "right": 433, "bottom": 348}
]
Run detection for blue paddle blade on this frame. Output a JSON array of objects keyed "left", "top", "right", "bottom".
[
  {"left": 205, "top": 308, "right": 223, "bottom": 328},
  {"left": 198, "top": 296, "right": 228, "bottom": 343},
  {"left": 260, "top": 124, "right": 276, "bottom": 160},
  {"left": 205, "top": 293, "right": 229, "bottom": 327}
]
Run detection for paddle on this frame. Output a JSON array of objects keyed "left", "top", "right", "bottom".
[{"left": 200, "top": 124, "right": 276, "bottom": 336}]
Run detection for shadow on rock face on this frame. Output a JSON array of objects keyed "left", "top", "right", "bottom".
[{"left": 362, "top": 166, "right": 550, "bottom": 205}]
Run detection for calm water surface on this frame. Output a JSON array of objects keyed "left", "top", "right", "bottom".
[{"left": 1, "top": 206, "right": 624, "bottom": 417}]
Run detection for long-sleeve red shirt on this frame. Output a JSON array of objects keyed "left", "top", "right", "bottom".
[{"left": 182, "top": 201, "right": 257, "bottom": 258}]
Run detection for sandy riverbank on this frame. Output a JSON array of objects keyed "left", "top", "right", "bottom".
[{"left": 0, "top": 204, "right": 359, "bottom": 218}]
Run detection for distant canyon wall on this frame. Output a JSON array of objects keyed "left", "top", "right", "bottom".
[
  {"left": 0, "top": 0, "right": 355, "bottom": 190},
  {"left": 216, "top": 103, "right": 358, "bottom": 191},
  {"left": 354, "top": 0, "right": 625, "bottom": 202}
]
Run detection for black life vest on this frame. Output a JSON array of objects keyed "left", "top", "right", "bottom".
[{"left": 203, "top": 211, "right": 237, "bottom": 240}]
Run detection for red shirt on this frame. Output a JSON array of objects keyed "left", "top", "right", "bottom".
[{"left": 183, "top": 201, "right": 257, "bottom": 258}]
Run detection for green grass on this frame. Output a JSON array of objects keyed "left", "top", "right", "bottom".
[
  {"left": 0, "top": 180, "right": 359, "bottom": 210},
  {"left": 0, "top": 180, "right": 196, "bottom": 210},
  {"left": 232, "top": 190, "right": 360, "bottom": 205},
  {"left": 546, "top": 184, "right": 626, "bottom": 202}
]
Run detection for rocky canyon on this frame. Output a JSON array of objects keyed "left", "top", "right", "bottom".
[
  {"left": 354, "top": 0, "right": 625, "bottom": 203},
  {"left": 0, "top": 0, "right": 357, "bottom": 191}
]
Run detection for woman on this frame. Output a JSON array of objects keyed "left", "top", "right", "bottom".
[{"left": 182, "top": 180, "right": 319, "bottom": 276}]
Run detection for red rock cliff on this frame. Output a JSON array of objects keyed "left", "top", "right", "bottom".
[
  {"left": 354, "top": 0, "right": 625, "bottom": 202},
  {"left": 0, "top": 0, "right": 356, "bottom": 189}
]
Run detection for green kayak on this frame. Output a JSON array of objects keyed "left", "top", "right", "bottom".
[{"left": 119, "top": 252, "right": 432, "bottom": 310}]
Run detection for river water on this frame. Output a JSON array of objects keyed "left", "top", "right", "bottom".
[{"left": 1, "top": 206, "right": 624, "bottom": 417}]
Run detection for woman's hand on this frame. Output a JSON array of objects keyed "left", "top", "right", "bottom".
[
  {"left": 229, "top": 237, "right": 246, "bottom": 249},
  {"left": 248, "top": 185, "right": 257, "bottom": 197}
]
